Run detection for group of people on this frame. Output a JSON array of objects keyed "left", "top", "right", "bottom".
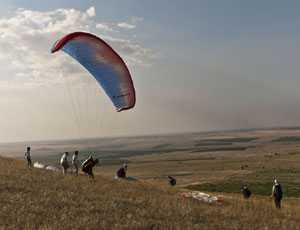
[
  {"left": 60, "top": 152, "right": 130, "bottom": 179},
  {"left": 241, "top": 179, "right": 283, "bottom": 209},
  {"left": 25, "top": 146, "right": 128, "bottom": 180},
  {"left": 60, "top": 151, "right": 81, "bottom": 176},
  {"left": 25, "top": 146, "right": 284, "bottom": 208}
]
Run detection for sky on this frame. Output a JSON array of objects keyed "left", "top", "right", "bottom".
[{"left": 0, "top": 0, "right": 300, "bottom": 142}]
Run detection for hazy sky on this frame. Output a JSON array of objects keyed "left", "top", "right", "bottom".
[{"left": 0, "top": 0, "right": 300, "bottom": 142}]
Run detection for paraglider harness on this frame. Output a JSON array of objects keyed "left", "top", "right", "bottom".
[{"left": 82, "top": 156, "right": 99, "bottom": 176}]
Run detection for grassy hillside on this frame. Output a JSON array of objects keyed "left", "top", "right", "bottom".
[{"left": 0, "top": 157, "right": 300, "bottom": 230}]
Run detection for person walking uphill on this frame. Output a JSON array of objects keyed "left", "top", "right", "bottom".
[
  {"left": 271, "top": 179, "right": 283, "bottom": 209},
  {"left": 25, "top": 146, "right": 32, "bottom": 168},
  {"left": 60, "top": 152, "right": 69, "bottom": 175}
]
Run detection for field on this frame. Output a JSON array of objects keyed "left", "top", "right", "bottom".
[
  {"left": 0, "top": 157, "right": 300, "bottom": 230},
  {"left": 1, "top": 128, "right": 300, "bottom": 229}
]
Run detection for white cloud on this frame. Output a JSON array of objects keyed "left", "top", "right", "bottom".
[
  {"left": 0, "top": 7, "right": 154, "bottom": 89},
  {"left": 117, "top": 22, "right": 136, "bottom": 29},
  {"left": 101, "top": 35, "right": 155, "bottom": 66},
  {"left": 86, "top": 7, "right": 96, "bottom": 17},
  {"left": 96, "top": 23, "right": 115, "bottom": 32}
]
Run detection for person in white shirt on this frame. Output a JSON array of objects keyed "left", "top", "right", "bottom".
[
  {"left": 60, "top": 152, "right": 69, "bottom": 175},
  {"left": 72, "top": 151, "right": 79, "bottom": 176}
]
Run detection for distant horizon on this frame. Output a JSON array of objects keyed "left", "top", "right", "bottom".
[{"left": 2, "top": 125, "right": 300, "bottom": 145}]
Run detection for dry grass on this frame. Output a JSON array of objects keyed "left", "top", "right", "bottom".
[{"left": 0, "top": 157, "right": 300, "bottom": 230}]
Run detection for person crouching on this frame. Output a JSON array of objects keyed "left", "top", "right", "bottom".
[
  {"left": 168, "top": 176, "right": 176, "bottom": 186},
  {"left": 116, "top": 163, "right": 128, "bottom": 179}
]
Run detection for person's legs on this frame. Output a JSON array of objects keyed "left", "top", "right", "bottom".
[
  {"left": 274, "top": 198, "right": 281, "bottom": 209},
  {"left": 74, "top": 165, "right": 78, "bottom": 176},
  {"left": 27, "top": 158, "right": 32, "bottom": 168},
  {"left": 62, "top": 166, "right": 67, "bottom": 175},
  {"left": 87, "top": 169, "right": 94, "bottom": 179},
  {"left": 28, "top": 158, "right": 32, "bottom": 168},
  {"left": 278, "top": 199, "right": 281, "bottom": 209}
]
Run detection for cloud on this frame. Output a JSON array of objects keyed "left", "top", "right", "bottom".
[
  {"left": 86, "top": 7, "right": 96, "bottom": 17},
  {"left": 95, "top": 23, "right": 115, "bottom": 32},
  {"left": 101, "top": 35, "right": 155, "bottom": 66},
  {"left": 117, "top": 22, "right": 136, "bottom": 29},
  {"left": 0, "top": 7, "right": 153, "bottom": 89}
]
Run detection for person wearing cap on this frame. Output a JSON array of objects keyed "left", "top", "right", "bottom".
[
  {"left": 271, "top": 179, "right": 283, "bottom": 209},
  {"left": 60, "top": 152, "right": 69, "bottom": 175}
]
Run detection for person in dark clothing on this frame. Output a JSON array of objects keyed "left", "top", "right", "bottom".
[
  {"left": 271, "top": 179, "right": 283, "bottom": 209},
  {"left": 25, "top": 146, "right": 32, "bottom": 168},
  {"left": 116, "top": 164, "right": 127, "bottom": 178},
  {"left": 241, "top": 185, "right": 251, "bottom": 199},
  {"left": 168, "top": 176, "right": 176, "bottom": 186},
  {"left": 81, "top": 155, "right": 99, "bottom": 179}
]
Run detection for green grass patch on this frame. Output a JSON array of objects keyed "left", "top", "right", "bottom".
[
  {"left": 199, "top": 137, "right": 257, "bottom": 143},
  {"left": 272, "top": 136, "right": 300, "bottom": 142}
]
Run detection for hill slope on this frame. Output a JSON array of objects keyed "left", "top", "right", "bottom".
[{"left": 0, "top": 157, "right": 299, "bottom": 230}]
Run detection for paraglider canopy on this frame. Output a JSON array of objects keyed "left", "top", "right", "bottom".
[{"left": 51, "top": 32, "right": 136, "bottom": 112}]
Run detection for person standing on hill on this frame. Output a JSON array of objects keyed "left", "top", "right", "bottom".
[
  {"left": 81, "top": 155, "right": 99, "bottom": 179},
  {"left": 25, "top": 146, "right": 32, "bottom": 168},
  {"left": 72, "top": 151, "right": 79, "bottom": 176},
  {"left": 60, "top": 152, "right": 69, "bottom": 175},
  {"left": 241, "top": 185, "right": 251, "bottom": 199},
  {"left": 271, "top": 179, "right": 283, "bottom": 209}
]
